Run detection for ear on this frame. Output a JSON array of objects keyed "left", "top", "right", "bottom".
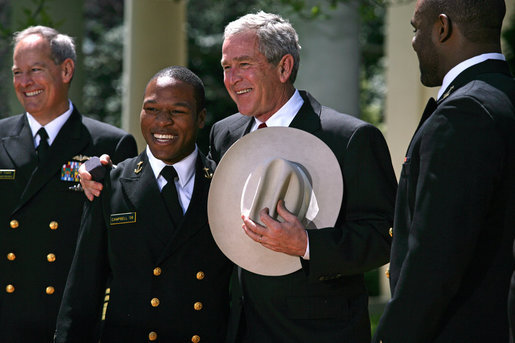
[
  {"left": 436, "top": 14, "right": 452, "bottom": 43},
  {"left": 278, "top": 54, "right": 294, "bottom": 83},
  {"left": 197, "top": 108, "right": 207, "bottom": 129},
  {"left": 61, "top": 58, "right": 75, "bottom": 83}
]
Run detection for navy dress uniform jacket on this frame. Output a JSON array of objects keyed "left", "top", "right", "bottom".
[
  {"left": 54, "top": 151, "right": 233, "bottom": 343},
  {"left": 0, "top": 107, "right": 137, "bottom": 343},
  {"left": 373, "top": 60, "right": 515, "bottom": 343},
  {"left": 208, "top": 91, "right": 398, "bottom": 343}
]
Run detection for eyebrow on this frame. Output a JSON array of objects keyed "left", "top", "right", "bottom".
[{"left": 221, "top": 55, "right": 253, "bottom": 65}]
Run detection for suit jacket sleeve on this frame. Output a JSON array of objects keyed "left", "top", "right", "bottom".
[
  {"left": 54, "top": 191, "right": 110, "bottom": 342},
  {"left": 306, "top": 123, "right": 397, "bottom": 279},
  {"left": 110, "top": 133, "right": 138, "bottom": 165},
  {"left": 374, "top": 95, "right": 506, "bottom": 342}
]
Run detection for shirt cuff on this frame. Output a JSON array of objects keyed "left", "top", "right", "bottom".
[{"left": 302, "top": 230, "right": 310, "bottom": 260}]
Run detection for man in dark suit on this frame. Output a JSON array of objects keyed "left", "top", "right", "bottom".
[
  {"left": 212, "top": 11, "right": 397, "bottom": 343},
  {"left": 373, "top": 1, "right": 515, "bottom": 342},
  {"left": 54, "top": 66, "right": 233, "bottom": 342},
  {"left": 0, "top": 26, "right": 137, "bottom": 342}
]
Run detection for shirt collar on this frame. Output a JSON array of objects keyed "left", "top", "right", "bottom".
[
  {"left": 438, "top": 53, "right": 506, "bottom": 100},
  {"left": 27, "top": 100, "right": 74, "bottom": 147},
  {"left": 252, "top": 89, "right": 304, "bottom": 131},
  {"left": 146, "top": 145, "right": 198, "bottom": 188}
]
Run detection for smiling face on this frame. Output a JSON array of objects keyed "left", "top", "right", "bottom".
[
  {"left": 140, "top": 76, "right": 206, "bottom": 165},
  {"left": 12, "top": 34, "right": 73, "bottom": 125},
  {"left": 411, "top": 0, "right": 442, "bottom": 87},
  {"left": 221, "top": 31, "right": 293, "bottom": 122}
]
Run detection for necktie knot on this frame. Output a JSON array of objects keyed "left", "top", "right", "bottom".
[
  {"left": 161, "top": 165, "right": 178, "bottom": 184},
  {"left": 37, "top": 127, "right": 49, "bottom": 141},
  {"left": 257, "top": 122, "right": 267, "bottom": 129}
]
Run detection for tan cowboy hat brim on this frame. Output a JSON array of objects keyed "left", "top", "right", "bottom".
[{"left": 208, "top": 127, "right": 343, "bottom": 276}]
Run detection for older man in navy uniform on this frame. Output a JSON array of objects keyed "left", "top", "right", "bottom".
[{"left": 0, "top": 26, "right": 137, "bottom": 342}]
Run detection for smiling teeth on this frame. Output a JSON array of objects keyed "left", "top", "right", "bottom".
[
  {"left": 154, "top": 133, "right": 176, "bottom": 140},
  {"left": 236, "top": 89, "right": 251, "bottom": 95},
  {"left": 25, "top": 90, "right": 43, "bottom": 97}
]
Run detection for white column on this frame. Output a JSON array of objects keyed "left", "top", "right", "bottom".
[
  {"left": 122, "top": 0, "right": 187, "bottom": 150},
  {"left": 292, "top": 1, "right": 360, "bottom": 116}
]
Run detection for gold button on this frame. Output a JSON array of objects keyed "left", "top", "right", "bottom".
[
  {"left": 191, "top": 335, "right": 200, "bottom": 343},
  {"left": 6, "top": 284, "right": 15, "bottom": 293},
  {"left": 194, "top": 301, "right": 203, "bottom": 311},
  {"left": 385, "top": 269, "right": 390, "bottom": 279},
  {"left": 196, "top": 271, "right": 205, "bottom": 280},
  {"left": 46, "top": 286, "right": 55, "bottom": 295},
  {"left": 151, "top": 298, "right": 160, "bottom": 307},
  {"left": 389, "top": 227, "right": 393, "bottom": 237},
  {"left": 49, "top": 221, "right": 58, "bottom": 230},
  {"left": 10, "top": 220, "right": 19, "bottom": 229},
  {"left": 47, "top": 253, "right": 56, "bottom": 262},
  {"left": 148, "top": 331, "right": 157, "bottom": 341},
  {"left": 7, "top": 253, "right": 16, "bottom": 261},
  {"left": 153, "top": 267, "right": 162, "bottom": 276}
]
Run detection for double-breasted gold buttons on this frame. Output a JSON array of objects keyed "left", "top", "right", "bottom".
[
  {"left": 46, "top": 286, "right": 55, "bottom": 295},
  {"left": 389, "top": 227, "right": 393, "bottom": 237},
  {"left": 196, "top": 271, "right": 205, "bottom": 280},
  {"left": 191, "top": 335, "right": 200, "bottom": 343},
  {"left": 7, "top": 253, "right": 16, "bottom": 261},
  {"left": 149, "top": 331, "right": 157, "bottom": 341},
  {"left": 49, "top": 221, "right": 59, "bottom": 230},
  {"left": 153, "top": 267, "right": 162, "bottom": 276},
  {"left": 6, "top": 284, "right": 15, "bottom": 293},
  {"left": 10, "top": 220, "right": 19, "bottom": 229},
  {"left": 194, "top": 302, "right": 203, "bottom": 311},
  {"left": 151, "top": 298, "right": 160, "bottom": 307},
  {"left": 47, "top": 253, "right": 56, "bottom": 262}
]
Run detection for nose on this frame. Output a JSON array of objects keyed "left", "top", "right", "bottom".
[
  {"left": 225, "top": 67, "right": 241, "bottom": 86},
  {"left": 14, "top": 73, "right": 33, "bottom": 88},
  {"left": 156, "top": 110, "right": 174, "bottom": 125}
]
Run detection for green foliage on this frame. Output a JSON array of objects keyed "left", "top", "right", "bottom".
[{"left": 503, "top": 11, "right": 515, "bottom": 75}]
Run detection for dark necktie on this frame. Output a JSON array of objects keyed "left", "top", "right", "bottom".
[
  {"left": 36, "top": 127, "right": 49, "bottom": 164},
  {"left": 160, "top": 166, "right": 184, "bottom": 228},
  {"left": 258, "top": 122, "right": 267, "bottom": 129}
]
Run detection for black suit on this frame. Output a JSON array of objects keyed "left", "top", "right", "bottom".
[
  {"left": 0, "top": 107, "right": 137, "bottom": 342},
  {"left": 55, "top": 151, "right": 233, "bottom": 342},
  {"left": 374, "top": 60, "right": 515, "bottom": 342},
  {"left": 209, "top": 91, "right": 397, "bottom": 343}
]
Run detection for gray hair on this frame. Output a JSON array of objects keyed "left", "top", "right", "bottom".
[
  {"left": 13, "top": 25, "right": 76, "bottom": 65},
  {"left": 224, "top": 11, "right": 301, "bottom": 84}
]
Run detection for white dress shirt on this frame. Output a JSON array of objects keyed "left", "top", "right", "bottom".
[
  {"left": 438, "top": 53, "right": 505, "bottom": 100},
  {"left": 27, "top": 99, "right": 73, "bottom": 147},
  {"left": 146, "top": 145, "right": 197, "bottom": 214}
]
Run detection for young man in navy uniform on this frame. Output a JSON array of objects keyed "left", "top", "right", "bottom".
[{"left": 55, "top": 66, "right": 233, "bottom": 342}]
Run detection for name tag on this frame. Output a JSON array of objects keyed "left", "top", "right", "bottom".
[
  {"left": 0, "top": 169, "right": 16, "bottom": 180},
  {"left": 110, "top": 212, "right": 136, "bottom": 226}
]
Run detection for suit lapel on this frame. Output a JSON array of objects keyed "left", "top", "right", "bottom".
[
  {"left": 14, "top": 109, "right": 89, "bottom": 215},
  {"left": 157, "top": 152, "right": 213, "bottom": 263},
  {"left": 228, "top": 115, "right": 254, "bottom": 141},
  {"left": 289, "top": 91, "right": 322, "bottom": 133},
  {"left": 119, "top": 153, "right": 174, "bottom": 245},
  {"left": 1, "top": 115, "right": 38, "bottom": 183}
]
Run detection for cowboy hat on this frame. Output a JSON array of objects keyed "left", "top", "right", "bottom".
[{"left": 208, "top": 127, "right": 343, "bottom": 276}]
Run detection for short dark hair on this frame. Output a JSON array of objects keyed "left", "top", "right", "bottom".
[
  {"left": 423, "top": 0, "right": 506, "bottom": 43},
  {"left": 13, "top": 25, "right": 76, "bottom": 65},
  {"left": 150, "top": 66, "right": 206, "bottom": 112}
]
